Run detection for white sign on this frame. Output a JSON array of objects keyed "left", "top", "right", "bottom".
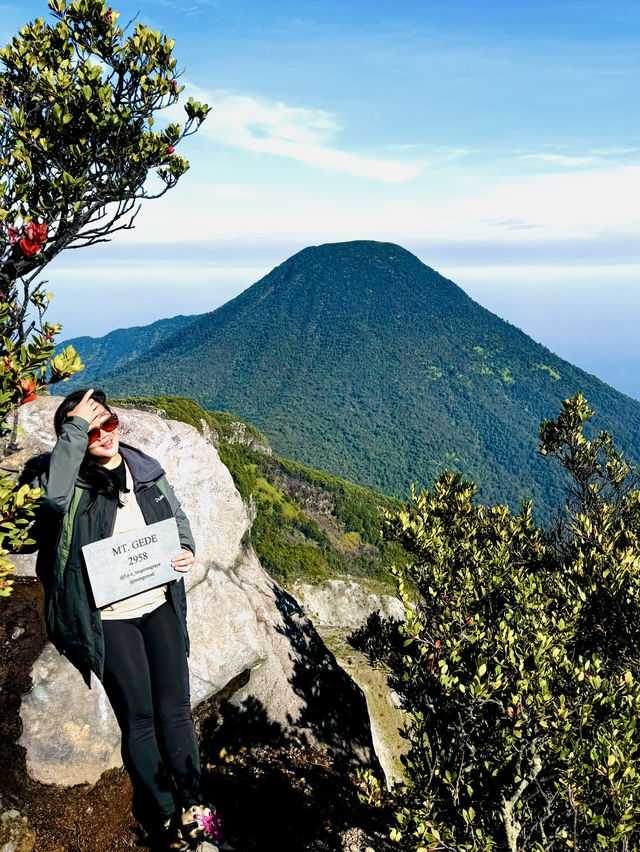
[{"left": 82, "top": 518, "right": 181, "bottom": 608}]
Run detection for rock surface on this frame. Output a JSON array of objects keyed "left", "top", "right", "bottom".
[
  {"left": 0, "top": 809, "right": 36, "bottom": 852},
  {"left": 9, "top": 397, "right": 377, "bottom": 786},
  {"left": 225, "top": 419, "right": 271, "bottom": 454},
  {"left": 292, "top": 579, "right": 407, "bottom": 788},
  {"left": 292, "top": 579, "right": 404, "bottom": 629}
]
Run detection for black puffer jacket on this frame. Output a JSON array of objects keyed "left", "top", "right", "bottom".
[{"left": 22, "top": 415, "right": 196, "bottom": 685}]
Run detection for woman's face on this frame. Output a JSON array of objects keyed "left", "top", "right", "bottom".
[{"left": 86, "top": 406, "right": 120, "bottom": 464}]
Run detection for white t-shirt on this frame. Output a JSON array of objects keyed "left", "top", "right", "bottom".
[{"left": 100, "top": 461, "right": 168, "bottom": 620}]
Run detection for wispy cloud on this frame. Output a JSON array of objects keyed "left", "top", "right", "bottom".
[
  {"left": 492, "top": 219, "right": 542, "bottom": 230},
  {"left": 591, "top": 146, "right": 640, "bottom": 157},
  {"left": 520, "top": 146, "right": 640, "bottom": 169},
  {"left": 523, "top": 153, "right": 598, "bottom": 168},
  {"left": 191, "top": 89, "right": 422, "bottom": 183},
  {"left": 154, "top": 0, "right": 219, "bottom": 14}
]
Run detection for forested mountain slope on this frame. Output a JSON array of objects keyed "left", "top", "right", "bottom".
[
  {"left": 59, "top": 313, "right": 198, "bottom": 383},
  {"left": 114, "top": 395, "right": 402, "bottom": 588},
  {"left": 64, "top": 241, "right": 640, "bottom": 516}
]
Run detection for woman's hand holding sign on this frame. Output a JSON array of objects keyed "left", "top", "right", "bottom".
[{"left": 172, "top": 548, "right": 195, "bottom": 574}]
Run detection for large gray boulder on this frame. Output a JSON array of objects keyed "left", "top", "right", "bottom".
[{"left": 8, "top": 397, "right": 376, "bottom": 786}]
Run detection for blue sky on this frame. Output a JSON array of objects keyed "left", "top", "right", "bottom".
[{"left": 2, "top": 0, "right": 639, "bottom": 396}]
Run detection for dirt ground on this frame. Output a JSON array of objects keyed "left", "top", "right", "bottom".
[{"left": 0, "top": 579, "right": 395, "bottom": 852}]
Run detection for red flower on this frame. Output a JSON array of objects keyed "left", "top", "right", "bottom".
[
  {"left": 19, "top": 241, "right": 40, "bottom": 258},
  {"left": 167, "top": 146, "right": 175, "bottom": 154},
  {"left": 19, "top": 222, "right": 48, "bottom": 258},
  {"left": 7, "top": 226, "right": 19, "bottom": 243},
  {"left": 20, "top": 378, "right": 37, "bottom": 404},
  {"left": 25, "top": 222, "right": 47, "bottom": 242},
  {"left": 105, "top": 6, "right": 113, "bottom": 22}
]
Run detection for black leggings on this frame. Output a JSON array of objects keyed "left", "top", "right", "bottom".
[{"left": 101, "top": 602, "right": 201, "bottom": 821}]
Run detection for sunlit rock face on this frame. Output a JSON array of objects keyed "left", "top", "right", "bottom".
[
  {"left": 292, "top": 579, "right": 404, "bottom": 629},
  {"left": 11, "top": 397, "right": 376, "bottom": 786}
]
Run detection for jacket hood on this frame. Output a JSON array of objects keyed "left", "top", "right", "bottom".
[{"left": 118, "top": 443, "right": 165, "bottom": 488}]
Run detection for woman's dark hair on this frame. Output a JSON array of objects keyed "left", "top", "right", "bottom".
[{"left": 54, "top": 388, "right": 124, "bottom": 507}]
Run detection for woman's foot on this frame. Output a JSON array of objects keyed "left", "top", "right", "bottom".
[
  {"left": 180, "top": 804, "right": 234, "bottom": 850},
  {"left": 161, "top": 814, "right": 190, "bottom": 851}
]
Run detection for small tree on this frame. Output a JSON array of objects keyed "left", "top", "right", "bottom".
[
  {"left": 363, "top": 394, "right": 640, "bottom": 851},
  {"left": 0, "top": 0, "right": 210, "bottom": 593}
]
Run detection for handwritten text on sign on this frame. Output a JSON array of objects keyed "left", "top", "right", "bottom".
[{"left": 82, "top": 517, "right": 181, "bottom": 608}]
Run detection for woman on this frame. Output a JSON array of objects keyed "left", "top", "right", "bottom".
[{"left": 23, "top": 388, "right": 232, "bottom": 851}]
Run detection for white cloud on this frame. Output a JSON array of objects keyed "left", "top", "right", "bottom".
[
  {"left": 466, "top": 165, "right": 640, "bottom": 234},
  {"left": 187, "top": 89, "right": 422, "bottom": 183},
  {"left": 210, "top": 94, "right": 338, "bottom": 146},
  {"left": 116, "top": 89, "right": 640, "bottom": 264},
  {"left": 120, "top": 162, "right": 640, "bottom": 257},
  {"left": 591, "top": 146, "right": 640, "bottom": 157}
]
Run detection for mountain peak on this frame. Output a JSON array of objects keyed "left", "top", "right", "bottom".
[
  {"left": 254, "top": 239, "right": 464, "bottom": 312},
  {"left": 278, "top": 239, "right": 437, "bottom": 277}
]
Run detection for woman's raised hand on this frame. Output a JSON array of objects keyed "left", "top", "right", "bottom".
[{"left": 66, "top": 389, "right": 105, "bottom": 429}]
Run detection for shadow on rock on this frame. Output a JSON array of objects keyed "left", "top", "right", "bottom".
[
  {"left": 197, "top": 690, "right": 287, "bottom": 755},
  {"left": 272, "top": 583, "right": 381, "bottom": 771}
]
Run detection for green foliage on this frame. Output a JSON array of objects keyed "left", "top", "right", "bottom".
[
  {"left": 0, "top": 287, "right": 82, "bottom": 593},
  {"left": 367, "top": 394, "right": 640, "bottom": 851},
  {"left": 0, "top": 1, "right": 209, "bottom": 594},
  {"left": 219, "top": 441, "right": 401, "bottom": 586},
  {"left": 272, "top": 454, "right": 401, "bottom": 547},
  {"left": 0, "top": 0, "right": 209, "bottom": 257},
  {"left": 536, "top": 364, "right": 561, "bottom": 381},
  {"left": 0, "top": 479, "right": 42, "bottom": 594},
  {"left": 116, "top": 394, "right": 215, "bottom": 431},
  {"left": 355, "top": 767, "right": 387, "bottom": 809}
]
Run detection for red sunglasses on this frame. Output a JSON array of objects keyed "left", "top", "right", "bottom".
[{"left": 88, "top": 413, "right": 119, "bottom": 445}]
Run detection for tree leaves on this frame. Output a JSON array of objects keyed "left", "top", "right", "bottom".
[{"left": 0, "top": 0, "right": 210, "bottom": 596}]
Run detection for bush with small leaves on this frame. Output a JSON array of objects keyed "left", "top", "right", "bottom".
[{"left": 368, "top": 394, "right": 640, "bottom": 851}]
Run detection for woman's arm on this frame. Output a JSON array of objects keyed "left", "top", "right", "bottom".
[
  {"left": 41, "top": 416, "right": 90, "bottom": 513},
  {"left": 159, "top": 477, "right": 196, "bottom": 556},
  {"left": 43, "top": 389, "right": 108, "bottom": 513}
]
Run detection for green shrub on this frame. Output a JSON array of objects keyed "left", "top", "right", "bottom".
[{"left": 370, "top": 393, "right": 640, "bottom": 851}]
